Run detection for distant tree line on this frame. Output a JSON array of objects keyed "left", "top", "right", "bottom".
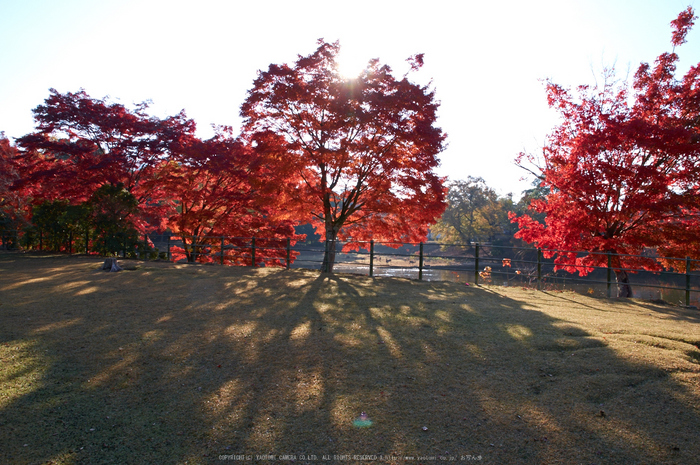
[{"left": 430, "top": 176, "right": 547, "bottom": 247}]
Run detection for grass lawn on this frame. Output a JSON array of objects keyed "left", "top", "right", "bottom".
[{"left": 1, "top": 253, "right": 699, "bottom": 464}]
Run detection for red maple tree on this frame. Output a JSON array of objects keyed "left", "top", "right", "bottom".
[
  {"left": 0, "top": 134, "right": 29, "bottom": 240},
  {"left": 0, "top": 134, "right": 19, "bottom": 212},
  {"left": 241, "top": 41, "right": 447, "bottom": 272},
  {"left": 16, "top": 89, "right": 194, "bottom": 230},
  {"left": 511, "top": 7, "right": 700, "bottom": 297},
  {"left": 153, "top": 129, "right": 301, "bottom": 264}
]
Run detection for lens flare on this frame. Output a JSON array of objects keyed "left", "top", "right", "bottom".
[{"left": 353, "top": 412, "right": 373, "bottom": 428}]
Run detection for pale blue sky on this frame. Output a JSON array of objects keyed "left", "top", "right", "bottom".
[{"left": 1, "top": 0, "right": 698, "bottom": 198}]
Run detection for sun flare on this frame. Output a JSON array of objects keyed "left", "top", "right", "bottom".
[{"left": 336, "top": 49, "right": 369, "bottom": 79}]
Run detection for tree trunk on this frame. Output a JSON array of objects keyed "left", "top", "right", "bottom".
[
  {"left": 614, "top": 268, "right": 632, "bottom": 298},
  {"left": 102, "top": 257, "right": 123, "bottom": 272},
  {"left": 183, "top": 237, "right": 196, "bottom": 263},
  {"left": 321, "top": 228, "right": 338, "bottom": 273}
]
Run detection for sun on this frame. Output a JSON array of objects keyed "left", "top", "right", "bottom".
[{"left": 335, "top": 48, "right": 369, "bottom": 79}]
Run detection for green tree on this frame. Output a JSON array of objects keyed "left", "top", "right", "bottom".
[
  {"left": 433, "top": 177, "right": 504, "bottom": 244},
  {"left": 88, "top": 184, "right": 140, "bottom": 256},
  {"left": 31, "top": 200, "right": 88, "bottom": 252}
]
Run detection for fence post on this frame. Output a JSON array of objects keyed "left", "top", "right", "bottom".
[
  {"left": 474, "top": 244, "right": 479, "bottom": 286},
  {"left": 607, "top": 253, "right": 612, "bottom": 298},
  {"left": 286, "top": 238, "right": 291, "bottom": 270},
  {"left": 537, "top": 248, "right": 542, "bottom": 290},
  {"left": 251, "top": 237, "right": 256, "bottom": 267},
  {"left": 369, "top": 240, "right": 374, "bottom": 277},
  {"left": 686, "top": 256, "right": 691, "bottom": 307},
  {"left": 419, "top": 242, "right": 424, "bottom": 281},
  {"left": 220, "top": 236, "right": 225, "bottom": 265}
]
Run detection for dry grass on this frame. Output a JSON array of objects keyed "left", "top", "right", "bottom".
[{"left": 1, "top": 252, "right": 699, "bottom": 464}]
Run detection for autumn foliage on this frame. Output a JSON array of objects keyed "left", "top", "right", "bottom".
[
  {"left": 16, "top": 89, "right": 193, "bottom": 204},
  {"left": 511, "top": 7, "right": 700, "bottom": 297},
  {"left": 3, "top": 39, "right": 448, "bottom": 270},
  {"left": 241, "top": 40, "right": 447, "bottom": 271},
  {"left": 14, "top": 89, "right": 195, "bottom": 241},
  {"left": 0, "top": 134, "right": 26, "bottom": 245},
  {"left": 152, "top": 129, "right": 300, "bottom": 264},
  {"left": 10, "top": 89, "right": 300, "bottom": 262}
]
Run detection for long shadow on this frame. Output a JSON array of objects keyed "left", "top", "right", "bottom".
[
  {"left": 1, "top": 254, "right": 699, "bottom": 463},
  {"left": 540, "top": 289, "right": 700, "bottom": 324}
]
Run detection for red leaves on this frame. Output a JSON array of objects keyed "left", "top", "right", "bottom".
[
  {"left": 16, "top": 89, "right": 196, "bottom": 223},
  {"left": 406, "top": 53, "right": 425, "bottom": 72},
  {"left": 12, "top": 89, "right": 301, "bottom": 261},
  {"left": 156, "top": 131, "right": 301, "bottom": 264},
  {"left": 513, "top": 8, "right": 700, "bottom": 281},
  {"left": 241, "top": 41, "right": 446, "bottom": 271},
  {"left": 0, "top": 135, "right": 28, "bottom": 227},
  {"left": 671, "top": 6, "right": 696, "bottom": 48}
]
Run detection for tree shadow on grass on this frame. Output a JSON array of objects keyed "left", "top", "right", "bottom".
[
  {"left": 540, "top": 289, "right": 700, "bottom": 324},
  {"left": 0, "top": 254, "right": 699, "bottom": 464}
]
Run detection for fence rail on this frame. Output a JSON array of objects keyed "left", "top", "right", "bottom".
[{"left": 2, "top": 229, "right": 699, "bottom": 306}]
